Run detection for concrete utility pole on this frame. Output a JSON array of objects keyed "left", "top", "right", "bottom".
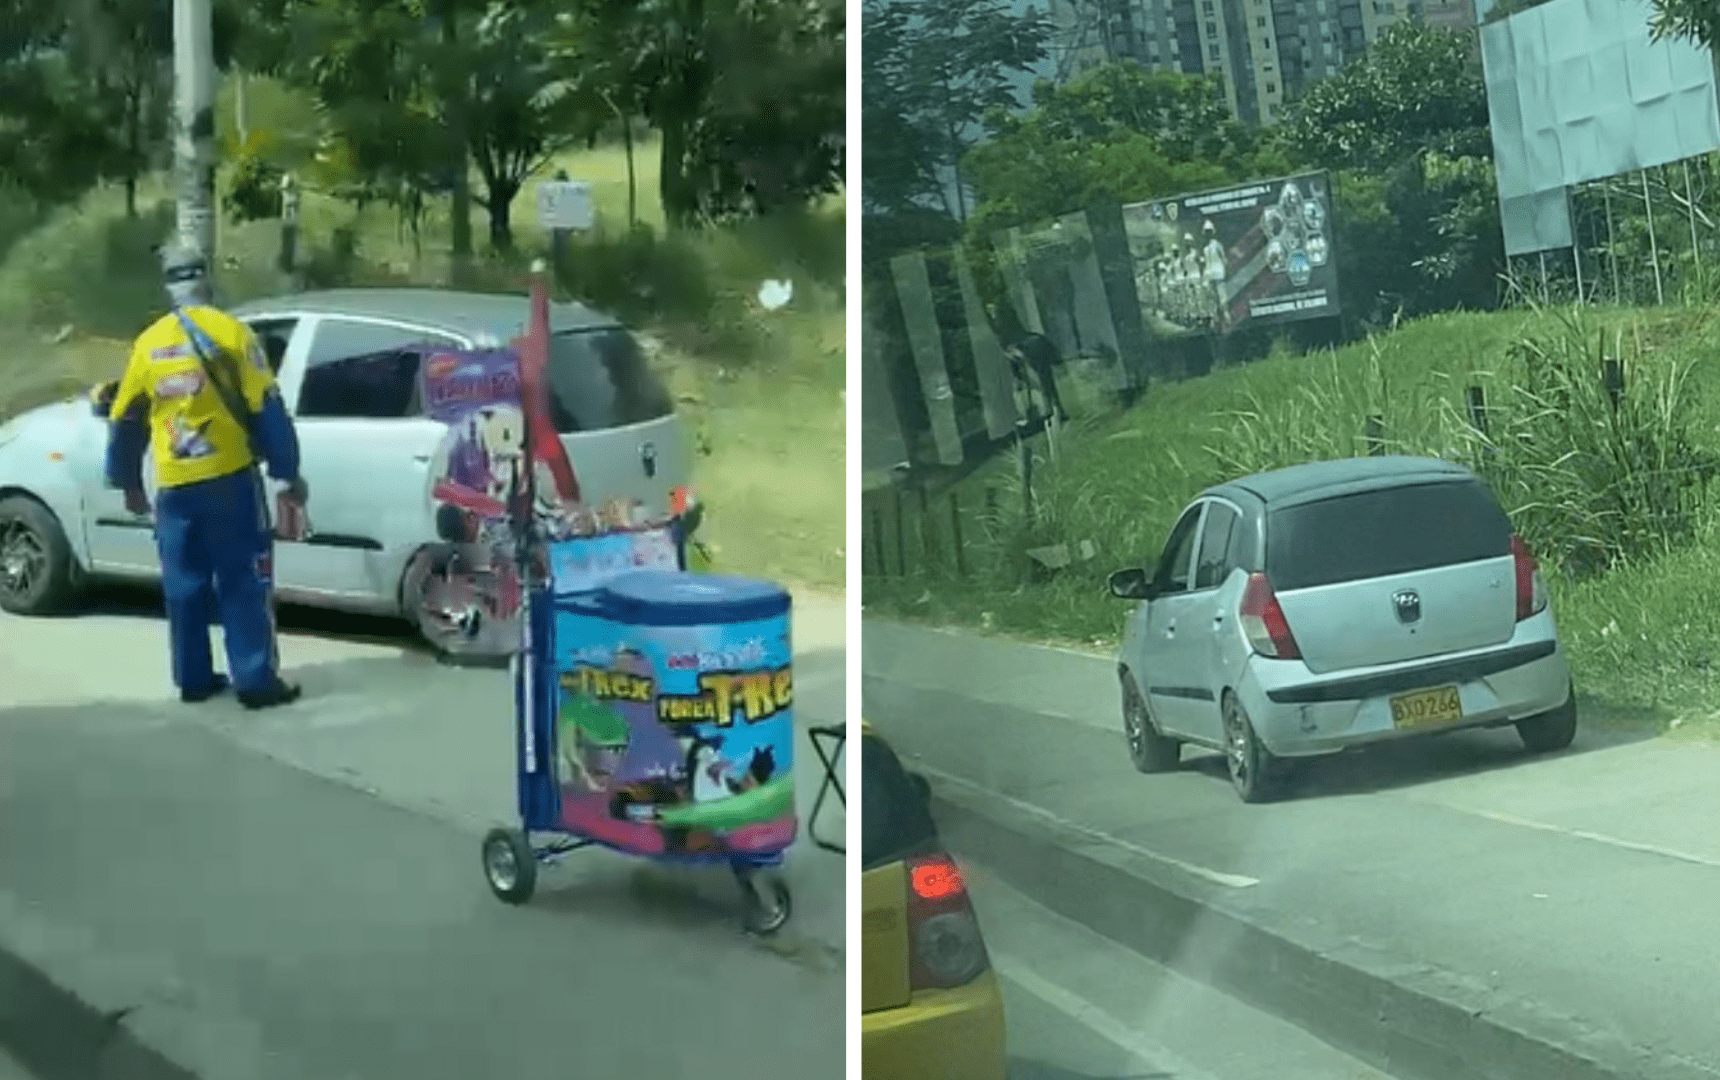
[{"left": 173, "top": 0, "right": 217, "bottom": 263}]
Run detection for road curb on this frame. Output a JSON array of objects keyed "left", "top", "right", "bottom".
[
  {"left": 928, "top": 777, "right": 1709, "bottom": 1080},
  {"left": 0, "top": 939, "right": 195, "bottom": 1080}
]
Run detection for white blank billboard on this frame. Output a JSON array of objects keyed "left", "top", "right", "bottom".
[{"left": 1482, "top": 0, "right": 1720, "bottom": 254}]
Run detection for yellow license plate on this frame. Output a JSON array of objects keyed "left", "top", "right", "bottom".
[{"left": 1390, "top": 685, "right": 1463, "bottom": 729}]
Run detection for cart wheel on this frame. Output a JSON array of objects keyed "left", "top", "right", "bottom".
[
  {"left": 736, "top": 870, "right": 792, "bottom": 936},
  {"left": 482, "top": 828, "right": 537, "bottom": 905}
]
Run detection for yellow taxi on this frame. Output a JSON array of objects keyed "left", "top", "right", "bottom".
[{"left": 860, "top": 721, "right": 1007, "bottom": 1080}]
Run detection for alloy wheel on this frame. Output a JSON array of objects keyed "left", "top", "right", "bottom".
[{"left": 0, "top": 520, "right": 46, "bottom": 605}]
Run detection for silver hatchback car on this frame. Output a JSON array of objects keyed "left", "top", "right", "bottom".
[{"left": 1109, "top": 456, "right": 1575, "bottom": 802}]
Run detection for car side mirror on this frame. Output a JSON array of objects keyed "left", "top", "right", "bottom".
[{"left": 1108, "top": 567, "right": 1155, "bottom": 600}]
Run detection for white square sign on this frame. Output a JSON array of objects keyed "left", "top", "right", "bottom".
[{"left": 535, "top": 179, "right": 594, "bottom": 231}]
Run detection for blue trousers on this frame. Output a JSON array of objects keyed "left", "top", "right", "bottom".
[{"left": 154, "top": 468, "right": 280, "bottom": 695}]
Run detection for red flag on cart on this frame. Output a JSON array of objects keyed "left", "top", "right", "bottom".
[{"left": 516, "top": 261, "right": 582, "bottom": 507}]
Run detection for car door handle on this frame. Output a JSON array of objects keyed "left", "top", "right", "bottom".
[
  {"left": 1164, "top": 620, "right": 1176, "bottom": 637},
  {"left": 1212, "top": 613, "right": 1225, "bottom": 627},
  {"left": 412, "top": 453, "right": 432, "bottom": 464}
]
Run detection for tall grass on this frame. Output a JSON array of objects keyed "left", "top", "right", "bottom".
[{"left": 866, "top": 304, "right": 1720, "bottom": 725}]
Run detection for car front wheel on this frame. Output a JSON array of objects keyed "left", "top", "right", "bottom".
[
  {"left": 1122, "top": 679, "right": 1181, "bottom": 773},
  {"left": 0, "top": 495, "right": 76, "bottom": 615}
]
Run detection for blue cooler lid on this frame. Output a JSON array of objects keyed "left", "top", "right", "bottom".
[{"left": 599, "top": 570, "right": 790, "bottom": 627}]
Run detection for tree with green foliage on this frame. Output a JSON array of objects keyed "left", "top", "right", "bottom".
[
  {"left": 541, "top": 0, "right": 844, "bottom": 228},
  {"left": 1278, "top": 23, "right": 1491, "bottom": 173},
  {"left": 963, "top": 64, "right": 1285, "bottom": 236},
  {"left": 1278, "top": 23, "right": 1501, "bottom": 322},
  {"left": 861, "top": 0, "right": 1049, "bottom": 221},
  {"left": 1647, "top": 0, "right": 1720, "bottom": 49},
  {"left": 272, "top": 0, "right": 589, "bottom": 252}
]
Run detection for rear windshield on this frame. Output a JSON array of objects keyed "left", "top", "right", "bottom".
[
  {"left": 543, "top": 328, "right": 676, "bottom": 433},
  {"left": 1265, "top": 480, "right": 1512, "bottom": 591},
  {"left": 861, "top": 734, "right": 941, "bottom": 872}
]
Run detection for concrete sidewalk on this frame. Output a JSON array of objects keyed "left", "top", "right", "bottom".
[{"left": 864, "top": 618, "right": 1720, "bottom": 1080}]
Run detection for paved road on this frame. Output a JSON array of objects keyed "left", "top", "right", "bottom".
[
  {"left": 962, "top": 861, "right": 1389, "bottom": 1080},
  {"left": 864, "top": 619, "right": 1720, "bottom": 1080},
  {"left": 0, "top": 588, "right": 846, "bottom": 1080}
]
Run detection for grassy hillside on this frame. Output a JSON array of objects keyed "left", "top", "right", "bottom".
[
  {"left": 0, "top": 121, "right": 845, "bottom": 593},
  {"left": 866, "top": 304, "right": 1720, "bottom": 731}
]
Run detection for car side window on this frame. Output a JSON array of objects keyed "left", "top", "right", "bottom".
[
  {"left": 1195, "top": 502, "right": 1240, "bottom": 589},
  {"left": 1155, "top": 505, "right": 1204, "bottom": 595},
  {"left": 243, "top": 317, "right": 298, "bottom": 375},
  {"left": 298, "top": 319, "right": 461, "bottom": 420}
]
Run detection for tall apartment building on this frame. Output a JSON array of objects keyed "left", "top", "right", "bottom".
[{"left": 1049, "top": 0, "right": 1430, "bottom": 124}]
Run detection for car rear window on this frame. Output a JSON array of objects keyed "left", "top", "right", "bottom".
[
  {"left": 543, "top": 328, "right": 675, "bottom": 433},
  {"left": 1265, "top": 480, "right": 1512, "bottom": 591},
  {"left": 861, "top": 734, "right": 941, "bottom": 872}
]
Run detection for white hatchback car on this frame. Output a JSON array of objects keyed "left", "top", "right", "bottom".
[
  {"left": 0, "top": 289, "right": 693, "bottom": 654},
  {"left": 1109, "top": 456, "right": 1576, "bottom": 802}
]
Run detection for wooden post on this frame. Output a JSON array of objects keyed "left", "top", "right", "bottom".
[
  {"left": 893, "top": 485, "right": 907, "bottom": 576},
  {"left": 870, "top": 507, "right": 886, "bottom": 577},
  {"left": 1602, "top": 357, "right": 1624, "bottom": 410},
  {"left": 985, "top": 486, "right": 998, "bottom": 526},
  {"left": 1364, "top": 414, "right": 1385, "bottom": 456},
  {"left": 917, "top": 483, "right": 934, "bottom": 567},
  {"left": 1018, "top": 426, "right": 1035, "bottom": 524},
  {"left": 1465, "top": 385, "right": 1487, "bottom": 434},
  {"left": 277, "top": 172, "right": 298, "bottom": 275},
  {"left": 950, "top": 492, "right": 967, "bottom": 579}
]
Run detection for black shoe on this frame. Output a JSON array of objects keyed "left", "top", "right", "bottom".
[
  {"left": 238, "top": 679, "right": 302, "bottom": 711},
  {"left": 181, "top": 674, "right": 231, "bottom": 704}
]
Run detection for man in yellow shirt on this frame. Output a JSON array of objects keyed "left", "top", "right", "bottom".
[{"left": 106, "top": 244, "right": 307, "bottom": 710}]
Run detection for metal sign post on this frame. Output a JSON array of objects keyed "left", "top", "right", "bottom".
[{"left": 535, "top": 172, "right": 595, "bottom": 279}]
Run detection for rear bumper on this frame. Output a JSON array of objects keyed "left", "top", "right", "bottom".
[
  {"left": 1240, "top": 610, "right": 1572, "bottom": 758},
  {"left": 861, "top": 972, "right": 1008, "bottom": 1080}
]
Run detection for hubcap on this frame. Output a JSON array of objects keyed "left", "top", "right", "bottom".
[
  {"left": 485, "top": 840, "right": 519, "bottom": 890},
  {"left": 0, "top": 521, "right": 45, "bottom": 601},
  {"left": 1225, "top": 703, "right": 1250, "bottom": 785},
  {"left": 417, "top": 556, "right": 483, "bottom": 646}
]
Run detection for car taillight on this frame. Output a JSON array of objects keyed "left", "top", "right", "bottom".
[
  {"left": 906, "top": 853, "right": 990, "bottom": 991},
  {"left": 1511, "top": 534, "right": 1547, "bottom": 620},
  {"left": 1238, "top": 572, "right": 1301, "bottom": 659}
]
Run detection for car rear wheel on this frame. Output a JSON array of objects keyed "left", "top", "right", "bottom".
[
  {"left": 0, "top": 495, "right": 76, "bottom": 615},
  {"left": 1122, "top": 679, "right": 1181, "bottom": 773},
  {"left": 1221, "top": 693, "right": 1286, "bottom": 804},
  {"left": 1516, "top": 682, "right": 1577, "bottom": 753}
]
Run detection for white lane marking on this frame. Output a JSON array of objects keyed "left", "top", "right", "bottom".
[
  {"left": 918, "top": 763, "right": 1260, "bottom": 889},
  {"left": 1462, "top": 806, "right": 1720, "bottom": 872},
  {"left": 993, "top": 951, "right": 1208, "bottom": 1079}
]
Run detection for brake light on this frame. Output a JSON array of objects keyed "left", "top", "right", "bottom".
[
  {"left": 905, "top": 853, "right": 990, "bottom": 991},
  {"left": 1511, "top": 534, "right": 1547, "bottom": 620},
  {"left": 1239, "top": 573, "right": 1301, "bottom": 659}
]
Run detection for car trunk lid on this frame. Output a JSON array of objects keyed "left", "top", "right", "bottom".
[
  {"left": 861, "top": 861, "right": 914, "bottom": 1012},
  {"left": 1266, "top": 479, "right": 1518, "bottom": 674}
]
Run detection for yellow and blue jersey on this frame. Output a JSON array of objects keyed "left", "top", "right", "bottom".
[{"left": 107, "top": 306, "right": 299, "bottom": 491}]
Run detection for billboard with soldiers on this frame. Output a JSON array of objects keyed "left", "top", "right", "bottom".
[{"left": 1121, "top": 172, "right": 1341, "bottom": 337}]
